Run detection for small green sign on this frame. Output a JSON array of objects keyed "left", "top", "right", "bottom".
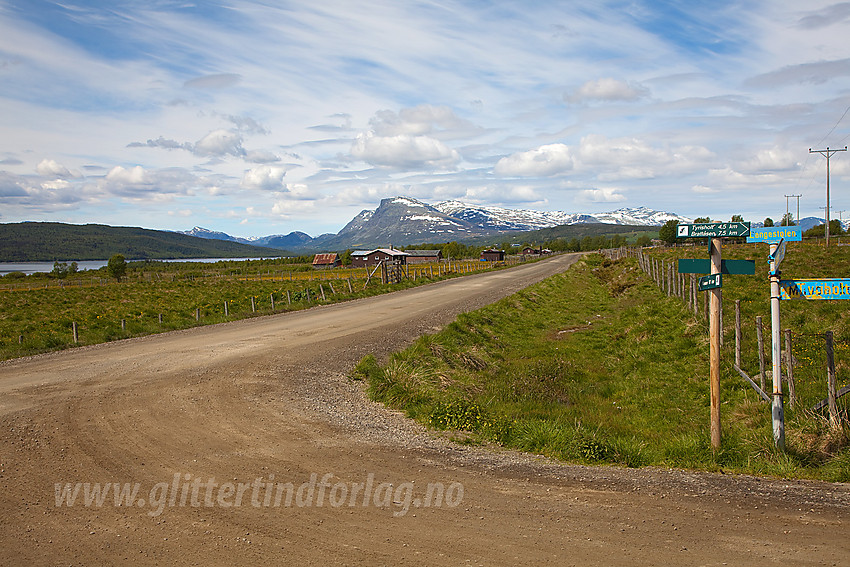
[
  {"left": 677, "top": 259, "right": 756, "bottom": 275},
  {"left": 698, "top": 274, "right": 722, "bottom": 291}
]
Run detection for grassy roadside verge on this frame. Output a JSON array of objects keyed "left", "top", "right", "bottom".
[{"left": 352, "top": 253, "right": 850, "bottom": 481}]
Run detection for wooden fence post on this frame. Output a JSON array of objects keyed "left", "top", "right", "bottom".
[
  {"left": 121, "top": 319, "right": 126, "bottom": 331},
  {"left": 347, "top": 278, "right": 353, "bottom": 293},
  {"left": 224, "top": 301, "right": 229, "bottom": 317},
  {"left": 159, "top": 313, "right": 163, "bottom": 324},
  {"left": 756, "top": 316, "right": 766, "bottom": 392},
  {"left": 270, "top": 294, "right": 275, "bottom": 310},
  {"left": 195, "top": 309, "right": 200, "bottom": 322},
  {"left": 692, "top": 275, "right": 698, "bottom": 314},
  {"left": 320, "top": 284, "right": 326, "bottom": 301},
  {"left": 251, "top": 296, "right": 255, "bottom": 313},
  {"left": 784, "top": 329, "right": 795, "bottom": 409},
  {"left": 826, "top": 331, "right": 839, "bottom": 429},
  {"left": 286, "top": 290, "right": 291, "bottom": 305},
  {"left": 72, "top": 321, "right": 78, "bottom": 343}
]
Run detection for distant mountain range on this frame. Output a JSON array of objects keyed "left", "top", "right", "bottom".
[{"left": 182, "top": 196, "right": 692, "bottom": 252}]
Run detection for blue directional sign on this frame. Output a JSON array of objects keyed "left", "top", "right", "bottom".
[
  {"left": 768, "top": 239, "right": 786, "bottom": 268},
  {"left": 779, "top": 278, "right": 850, "bottom": 300},
  {"left": 747, "top": 226, "right": 802, "bottom": 243}
]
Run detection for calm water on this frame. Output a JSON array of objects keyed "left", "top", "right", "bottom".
[{"left": 0, "top": 257, "right": 270, "bottom": 276}]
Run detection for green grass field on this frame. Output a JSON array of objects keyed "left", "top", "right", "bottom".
[
  {"left": 0, "top": 257, "right": 502, "bottom": 360},
  {"left": 353, "top": 246, "right": 850, "bottom": 481}
]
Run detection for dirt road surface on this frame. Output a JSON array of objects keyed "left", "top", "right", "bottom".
[{"left": 1, "top": 254, "right": 847, "bottom": 566}]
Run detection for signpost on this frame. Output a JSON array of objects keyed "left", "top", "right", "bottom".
[
  {"left": 676, "top": 223, "right": 753, "bottom": 450},
  {"left": 767, "top": 240, "right": 785, "bottom": 450},
  {"left": 673, "top": 219, "right": 847, "bottom": 450}
]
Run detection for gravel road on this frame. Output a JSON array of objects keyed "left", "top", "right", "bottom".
[{"left": 1, "top": 253, "right": 847, "bottom": 566}]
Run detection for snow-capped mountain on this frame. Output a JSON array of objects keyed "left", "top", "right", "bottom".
[
  {"left": 323, "top": 197, "right": 478, "bottom": 249},
  {"left": 433, "top": 201, "right": 690, "bottom": 230},
  {"left": 184, "top": 196, "right": 690, "bottom": 251},
  {"left": 181, "top": 226, "right": 241, "bottom": 242}
]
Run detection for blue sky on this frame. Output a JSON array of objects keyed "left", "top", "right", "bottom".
[{"left": 2, "top": 0, "right": 850, "bottom": 237}]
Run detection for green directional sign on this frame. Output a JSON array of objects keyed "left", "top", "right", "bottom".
[
  {"left": 677, "top": 222, "right": 751, "bottom": 238},
  {"left": 677, "top": 259, "right": 756, "bottom": 275},
  {"left": 698, "top": 273, "right": 722, "bottom": 291}
]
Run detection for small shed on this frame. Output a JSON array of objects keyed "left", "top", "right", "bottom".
[
  {"left": 480, "top": 249, "right": 505, "bottom": 262},
  {"left": 312, "top": 253, "right": 341, "bottom": 269},
  {"left": 404, "top": 250, "right": 443, "bottom": 264},
  {"left": 520, "top": 246, "right": 542, "bottom": 256},
  {"left": 351, "top": 248, "right": 409, "bottom": 268}
]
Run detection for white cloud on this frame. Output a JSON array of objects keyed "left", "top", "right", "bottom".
[
  {"left": 736, "top": 147, "right": 799, "bottom": 173},
  {"left": 692, "top": 185, "right": 718, "bottom": 193},
  {"left": 370, "top": 105, "right": 475, "bottom": 138},
  {"left": 576, "top": 187, "right": 626, "bottom": 203},
  {"left": 241, "top": 165, "right": 286, "bottom": 190},
  {"left": 36, "top": 158, "right": 74, "bottom": 178},
  {"left": 568, "top": 78, "right": 649, "bottom": 103},
  {"left": 494, "top": 144, "right": 574, "bottom": 177},
  {"left": 351, "top": 132, "right": 460, "bottom": 169},
  {"left": 456, "top": 185, "right": 545, "bottom": 204},
  {"left": 577, "top": 135, "right": 713, "bottom": 180},
  {"left": 183, "top": 73, "right": 242, "bottom": 89},
  {"left": 245, "top": 149, "right": 280, "bottom": 163},
  {"left": 271, "top": 199, "right": 317, "bottom": 217},
  {"left": 105, "top": 165, "right": 149, "bottom": 186},
  {"left": 193, "top": 129, "right": 245, "bottom": 158}
]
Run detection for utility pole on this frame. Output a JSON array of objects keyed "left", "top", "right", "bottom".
[
  {"left": 784, "top": 194, "right": 802, "bottom": 224},
  {"left": 809, "top": 146, "right": 847, "bottom": 247}
]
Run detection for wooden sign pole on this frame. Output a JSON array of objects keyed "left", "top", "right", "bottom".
[{"left": 709, "top": 238, "right": 722, "bottom": 449}]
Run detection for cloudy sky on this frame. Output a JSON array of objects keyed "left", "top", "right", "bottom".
[{"left": 2, "top": 1, "right": 850, "bottom": 238}]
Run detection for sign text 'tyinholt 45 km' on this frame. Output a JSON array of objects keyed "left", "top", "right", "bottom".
[{"left": 677, "top": 222, "right": 751, "bottom": 239}]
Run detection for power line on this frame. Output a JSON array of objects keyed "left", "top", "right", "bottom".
[
  {"left": 816, "top": 104, "right": 850, "bottom": 147},
  {"left": 784, "top": 194, "right": 802, "bottom": 223},
  {"left": 809, "top": 146, "right": 847, "bottom": 247}
]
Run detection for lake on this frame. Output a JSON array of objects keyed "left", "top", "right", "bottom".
[{"left": 0, "top": 257, "right": 271, "bottom": 276}]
